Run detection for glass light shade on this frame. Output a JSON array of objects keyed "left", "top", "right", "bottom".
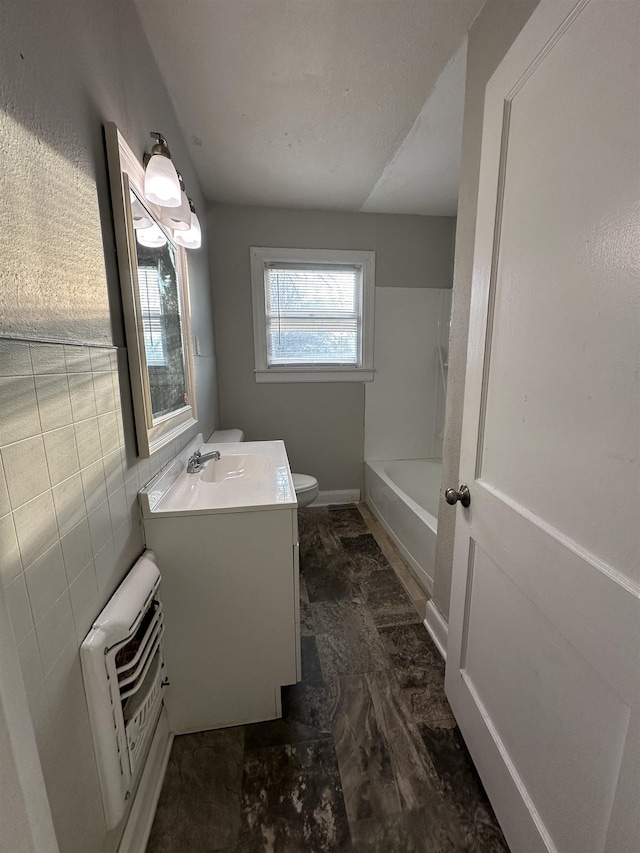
[
  {"left": 144, "top": 154, "right": 181, "bottom": 207},
  {"left": 136, "top": 222, "right": 167, "bottom": 248},
  {"left": 159, "top": 189, "right": 190, "bottom": 231},
  {"left": 173, "top": 210, "right": 202, "bottom": 249},
  {"left": 130, "top": 195, "right": 153, "bottom": 230}
]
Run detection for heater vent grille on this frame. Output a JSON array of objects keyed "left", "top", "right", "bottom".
[{"left": 81, "top": 551, "right": 167, "bottom": 828}]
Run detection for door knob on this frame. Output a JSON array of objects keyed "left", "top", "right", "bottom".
[{"left": 445, "top": 485, "right": 471, "bottom": 507}]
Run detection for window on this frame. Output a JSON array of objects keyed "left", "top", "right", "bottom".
[{"left": 250, "top": 247, "right": 375, "bottom": 382}]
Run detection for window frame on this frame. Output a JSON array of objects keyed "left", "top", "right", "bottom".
[{"left": 250, "top": 247, "right": 375, "bottom": 383}]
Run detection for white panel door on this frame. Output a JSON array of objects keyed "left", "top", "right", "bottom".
[{"left": 445, "top": 2, "right": 640, "bottom": 852}]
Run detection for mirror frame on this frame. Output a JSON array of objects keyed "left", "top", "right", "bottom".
[{"left": 105, "top": 122, "right": 197, "bottom": 458}]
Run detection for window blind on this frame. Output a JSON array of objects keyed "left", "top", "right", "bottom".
[
  {"left": 265, "top": 263, "right": 361, "bottom": 366},
  {"left": 138, "top": 266, "right": 167, "bottom": 367}
]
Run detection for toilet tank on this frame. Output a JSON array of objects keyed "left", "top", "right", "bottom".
[{"left": 207, "top": 428, "right": 244, "bottom": 443}]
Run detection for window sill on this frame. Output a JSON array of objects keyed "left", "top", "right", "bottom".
[{"left": 254, "top": 368, "right": 374, "bottom": 383}]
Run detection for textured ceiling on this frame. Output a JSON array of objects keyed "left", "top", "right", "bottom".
[{"left": 135, "top": 0, "right": 485, "bottom": 214}]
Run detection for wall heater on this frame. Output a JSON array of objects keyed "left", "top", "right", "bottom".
[{"left": 81, "top": 550, "right": 167, "bottom": 829}]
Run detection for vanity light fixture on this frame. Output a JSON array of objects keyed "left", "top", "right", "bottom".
[
  {"left": 173, "top": 198, "right": 202, "bottom": 250},
  {"left": 159, "top": 172, "right": 191, "bottom": 232},
  {"left": 144, "top": 132, "right": 181, "bottom": 207}
]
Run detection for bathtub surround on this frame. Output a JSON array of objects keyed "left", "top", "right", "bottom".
[
  {"left": 365, "top": 287, "right": 451, "bottom": 462},
  {"left": 208, "top": 205, "right": 455, "bottom": 495},
  {"left": 0, "top": 0, "right": 219, "bottom": 850},
  {"left": 363, "top": 281, "right": 450, "bottom": 595},
  {"left": 146, "top": 505, "right": 507, "bottom": 852}
]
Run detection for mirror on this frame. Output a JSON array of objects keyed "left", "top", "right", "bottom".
[{"left": 105, "top": 123, "right": 197, "bottom": 457}]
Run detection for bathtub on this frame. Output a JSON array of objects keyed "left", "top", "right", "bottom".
[{"left": 364, "top": 458, "right": 442, "bottom": 593}]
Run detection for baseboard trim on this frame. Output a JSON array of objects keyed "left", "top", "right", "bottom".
[
  {"left": 311, "top": 489, "right": 361, "bottom": 506},
  {"left": 118, "top": 709, "right": 173, "bottom": 853},
  {"left": 424, "top": 599, "right": 448, "bottom": 661}
]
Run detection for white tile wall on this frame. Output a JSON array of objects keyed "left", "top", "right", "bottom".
[
  {"left": 88, "top": 499, "right": 113, "bottom": 554},
  {"left": 60, "top": 519, "right": 93, "bottom": 584},
  {"left": 34, "top": 374, "right": 73, "bottom": 431},
  {"left": 24, "top": 543, "right": 68, "bottom": 623},
  {"left": 108, "top": 486, "right": 128, "bottom": 533},
  {"left": 30, "top": 343, "right": 67, "bottom": 375},
  {"left": 74, "top": 417, "right": 102, "bottom": 467},
  {"left": 0, "top": 338, "right": 199, "bottom": 841},
  {"left": 36, "top": 590, "right": 75, "bottom": 673},
  {"left": 0, "top": 339, "right": 33, "bottom": 374},
  {"left": 17, "top": 628, "right": 45, "bottom": 699},
  {"left": 68, "top": 561, "right": 100, "bottom": 642},
  {"left": 94, "top": 538, "right": 118, "bottom": 596},
  {"left": 53, "top": 472, "right": 87, "bottom": 536},
  {"left": 81, "top": 458, "right": 108, "bottom": 512},
  {"left": 68, "top": 372, "right": 98, "bottom": 421},
  {"left": 5, "top": 572, "right": 33, "bottom": 643},
  {"left": 64, "top": 344, "right": 92, "bottom": 374},
  {"left": 0, "top": 455, "right": 10, "bottom": 516},
  {"left": 93, "top": 371, "right": 115, "bottom": 415},
  {"left": 2, "top": 435, "right": 50, "bottom": 508},
  {"left": 13, "top": 491, "right": 59, "bottom": 568},
  {"left": 0, "top": 513, "right": 22, "bottom": 584},
  {"left": 43, "top": 425, "right": 80, "bottom": 485},
  {"left": 0, "top": 375, "right": 41, "bottom": 443}
]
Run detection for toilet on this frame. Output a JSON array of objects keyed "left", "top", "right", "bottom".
[
  {"left": 207, "top": 429, "right": 319, "bottom": 507},
  {"left": 290, "top": 473, "right": 320, "bottom": 508}
]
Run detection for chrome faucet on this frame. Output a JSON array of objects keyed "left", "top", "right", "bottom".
[{"left": 186, "top": 449, "right": 220, "bottom": 473}]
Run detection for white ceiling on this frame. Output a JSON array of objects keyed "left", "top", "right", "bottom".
[{"left": 135, "top": 0, "right": 485, "bottom": 216}]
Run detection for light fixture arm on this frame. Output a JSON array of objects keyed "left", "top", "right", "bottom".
[{"left": 149, "top": 132, "right": 172, "bottom": 158}]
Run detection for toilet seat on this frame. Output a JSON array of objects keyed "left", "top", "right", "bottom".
[
  {"left": 292, "top": 473, "right": 319, "bottom": 507},
  {"left": 292, "top": 473, "right": 317, "bottom": 494}
]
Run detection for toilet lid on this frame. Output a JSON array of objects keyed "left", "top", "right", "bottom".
[{"left": 292, "top": 473, "right": 318, "bottom": 493}]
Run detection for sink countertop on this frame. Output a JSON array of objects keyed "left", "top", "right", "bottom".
[{"left": 139, "top": 439, "right": 297, "bottom": 517}]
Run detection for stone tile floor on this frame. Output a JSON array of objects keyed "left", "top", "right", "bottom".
[{"left": 146, "top": 504, "right": 509, "bottom": 852}]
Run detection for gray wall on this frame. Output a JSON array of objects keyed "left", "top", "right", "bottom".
[
  {"left": 0, "top": 1, "right": 218, "bottom": 851},
  {"left": 432, "top": 0, "right": 542, "bottom": 621},
  {"left": 208, "top": 205, "right": 455, "bottom": 492}
]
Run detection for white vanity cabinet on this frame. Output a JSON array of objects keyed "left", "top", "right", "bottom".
[{"left": 139, "top": 438, "right": 300, "bottom": 734}]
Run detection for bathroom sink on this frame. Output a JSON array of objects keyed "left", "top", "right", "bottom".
[
  {"left": 200, "top": 454, "right": 271, "bottom": 484},
  {"left": 138, "top": 436, "right": 296, "bottom": 517}
]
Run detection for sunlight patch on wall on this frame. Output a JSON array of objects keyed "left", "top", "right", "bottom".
[{"left": 0, "top": 112, "right": 111, "bottom": 344}]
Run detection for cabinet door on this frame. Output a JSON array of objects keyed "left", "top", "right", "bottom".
[{"left": 148, "top": 508, "right": 298, "bottom": 733}]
